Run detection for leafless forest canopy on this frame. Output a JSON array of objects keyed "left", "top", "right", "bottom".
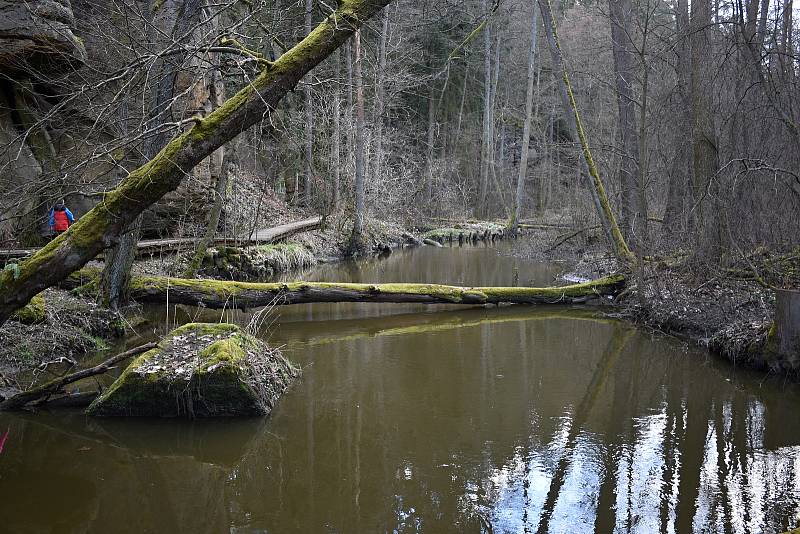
[{"left": 1, "top": 0, "right": 799, "bottom": 262}]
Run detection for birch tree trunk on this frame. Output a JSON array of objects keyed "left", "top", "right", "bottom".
[
  {"left": 0, "top": 0, "right": 394, "bottom": 325},
  {"left": 350, "top": 29, "right": 367, "bottom": 251},
  {"left": 512, "top": 3, "right": 539, "bottom": 234}
]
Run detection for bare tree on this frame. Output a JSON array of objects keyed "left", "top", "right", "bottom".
[{"left": 512, "top": 1, "right": 539, "bottom": 234}]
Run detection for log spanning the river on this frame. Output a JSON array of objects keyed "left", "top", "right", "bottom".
[{"left": 114, "top": 273, "right": 626, "bottom": 309}]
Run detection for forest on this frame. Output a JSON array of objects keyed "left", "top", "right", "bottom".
[{"left": 1, "top": 0, "right": 799, "bottom": 532}]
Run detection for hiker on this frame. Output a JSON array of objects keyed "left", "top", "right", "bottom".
[{"left": 49, "top": 199, "right": 75, "bottom": 236}]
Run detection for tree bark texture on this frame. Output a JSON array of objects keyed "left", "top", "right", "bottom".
[
  {"left": 373, "top": 11, "right": 389, "bottom": 184},
  {"left": 512, "top": 2, "right": 539, "bottom": 234},
  {"left": 0, "top": 0, "right": 394, "bottom": 325},
  {"left": 183, "top": 3, "right": 228, "bottom": 278},
  {"left": 350, "top": 28, "right": 367, "bottom": 250},
  {"left": 332, "top": 48, "right": 342, "bottom": 210},
  {"left": 609, "top": 0, "right": 643, "bottom": 242},
  {"left": 690, "top": 0, "right": 724, "bottom": 259},
  {"left": 774, "top": 289, "right": 800, "bottom": 358},
  {"left": 477, "top": 0, "right": 492, "bottom": 217},
  {"left": 663, "top": 0, "right": 692, "bottom": 233}
]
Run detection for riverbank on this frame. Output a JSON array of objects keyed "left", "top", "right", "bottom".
[
  {"left": 0, "top": 289, "right": 126, "bottom": 398},
  {"left": 2, "top": 215, "right": 796, "bottom": 393},
  {"left": 0, "top": 215, "right": 510, "bottom": 392},
  {"left": 508, "top": 225, "right": 798, "bottom": 378}
]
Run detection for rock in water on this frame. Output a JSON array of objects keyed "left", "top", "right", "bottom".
[{"left": 87, "top": 323, "right": 299, "bottom": 418}]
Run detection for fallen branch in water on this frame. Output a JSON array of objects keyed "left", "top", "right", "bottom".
[
  {"left": 65, "top": 272, "right": 626, "bottom": 309},
  {"left": 0, "top": 342, "right": 157, "bottom": 411}
]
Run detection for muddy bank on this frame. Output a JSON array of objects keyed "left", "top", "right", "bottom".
[
  {"left": 510, "top": 229, "right": 799, "bottom": 378},
  {"left": 0, "top": 289, "right": 126, "bottom": 397}
]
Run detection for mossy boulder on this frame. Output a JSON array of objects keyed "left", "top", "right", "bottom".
[
  {"left": 199, "top": 243, "right": 316, "bottom": 280},
  {"left": 11, "top": 293, "right": 46, "bottom": 325},
  {"left": 87, "top": 323, "right": 299, "bottom": 418}
]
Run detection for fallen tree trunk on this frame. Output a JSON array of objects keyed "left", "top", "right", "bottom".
[
  {"left": 0, "top": 343, "right": 157, "bottom": 411},
  {"left": 0, "top": 0, "right": 392, "bottom": 325},
  {"left": 113, "top": 273, "right": 626, "bottom": 309}
]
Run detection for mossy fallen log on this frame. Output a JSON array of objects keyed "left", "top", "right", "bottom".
[
  {"left": 10, "top": 292, "right": 45, "bottom": 324},
  {"left": 111, "top": 273, "right": 625, "bottom": 309}
]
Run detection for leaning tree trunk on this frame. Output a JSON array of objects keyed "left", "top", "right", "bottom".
[
  {"left": 511, "top": 2, "right": 539, "bottom": 235},
  {"left": 537, "top": 0, "right": 634, "bottom": 264},
  {"left": 0, "top": 0, "right": 394, "bottom": 325},
  {"left": 349, "top": 28, "right": 367, "bottom": 251}
]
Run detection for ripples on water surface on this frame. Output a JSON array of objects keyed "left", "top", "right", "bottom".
[{"left": 1, "top": 244, "right": 799, "bottom": 533}]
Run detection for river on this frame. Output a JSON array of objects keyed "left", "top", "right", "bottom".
[{"left": 1, "top": 243, "right": 799, "bottom": 533}]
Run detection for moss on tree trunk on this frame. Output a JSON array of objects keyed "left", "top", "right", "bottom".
[{"left": 0, "top": 0, "right": 393, "bottom": 325}]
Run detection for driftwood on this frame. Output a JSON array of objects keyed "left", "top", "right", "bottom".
[
  {"left": 0, "top": 342, "right": 157, "bottom": 411},
  {"left": 113, "top": 273, "right": 626, "bottom": 309}
]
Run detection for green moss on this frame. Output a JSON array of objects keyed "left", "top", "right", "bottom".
[
  {"left": 11, "top": 293, "right": 45, "bottom": 324},
  {"left": 87, "top": 322, "right": 280, "bottom": 417},
  {"left": 1, "top": 0, "right": 389, "bottom": 322},
  {"left": 198, "top": 336, "right": 247, "bottom": 372}
]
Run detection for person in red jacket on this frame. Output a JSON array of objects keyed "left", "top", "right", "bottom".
[{"left": 49, "top": 199, "right": 75, "bottom": 236}]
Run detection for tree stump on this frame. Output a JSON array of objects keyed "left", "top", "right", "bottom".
[{"left": 775, "top": 289, "right": 800, "bottom": 357}]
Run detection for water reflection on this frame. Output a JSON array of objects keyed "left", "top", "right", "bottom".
[{"left": 1, "top": 245, "right": 799, "bottom": 533}]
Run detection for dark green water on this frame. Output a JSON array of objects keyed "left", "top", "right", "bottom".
[{"left": 1, "top": 244, "right": 799, "bottom": 533}]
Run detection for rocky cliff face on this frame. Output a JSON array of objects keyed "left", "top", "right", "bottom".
[
  {"left": 0, "top": 0, "right": 87, "bottom": 244},
  {"left": 0, "top": 0, "right": 86, "bottom": 74},
  {"left": 0, "top": 0, "right": 238, "bottom": 246}
]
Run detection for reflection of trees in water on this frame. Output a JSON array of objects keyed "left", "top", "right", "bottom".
[
  {"left": 248, "top": 318, "right": 800, "bottom": 533},
  {"left": 454, "top": 325, "right": 800, "bottom": 534},
  {"left": 3, "top": 313, "right": 800, "bottom": 532}
]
